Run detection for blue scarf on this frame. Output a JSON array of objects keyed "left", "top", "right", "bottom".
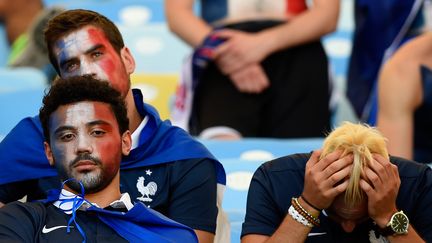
[
  {"left": 93, "top": 204, "right": 198, "bottom": 243},
  {"left": 44, "top": 185, "right": 198, "bottom": 243},
  {"left": 0, "top": 89, "right": 225, "bottom": 185}
]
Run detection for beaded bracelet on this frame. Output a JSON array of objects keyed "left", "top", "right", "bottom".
[
  {"left": 292, "top": 197, "right": 320, "bottom": 227},
  {"left": 288, "top": 205, "right": 314, "bottom": 228}
]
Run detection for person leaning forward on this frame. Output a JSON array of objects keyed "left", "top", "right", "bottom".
[{"left": 242, "top": 122, "right": 432, "bottom": 242}]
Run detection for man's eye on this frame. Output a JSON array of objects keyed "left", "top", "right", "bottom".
[
  {"left": 65, "top": 63, "right": 78, "bottom": 72},
  {"left": 92, "top": 130, "right": 106, "bottom": 136},
  {"left": 92, "top": 51, "right": 103, "bottom": 58},
  {"left": 60, "top": 133, "right": 75, "bottom": 141}
]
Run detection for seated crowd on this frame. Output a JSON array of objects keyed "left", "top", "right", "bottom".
[{"left": 0, "top": 3, "right": 431, "bottom": 243}]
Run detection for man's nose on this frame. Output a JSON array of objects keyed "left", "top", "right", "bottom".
[
  {"left": 79, "top": 61, "right": 96, "bottom": 76},
  {"left": 341, "top": 220, "right": 356, "bottom": 233},
  {"left": 76, "top": 135, "right": 93, "bottom": 154}
]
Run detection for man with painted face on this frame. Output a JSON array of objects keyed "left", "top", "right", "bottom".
[
  {"left": 241, "top": 122, "right": 432, "bottom": 242},
  {"left": 0, "top": 76, "right": 198, "bottom": 242},
  {"left": 0, "top": 9, "right": 225, "bottom": 243}
]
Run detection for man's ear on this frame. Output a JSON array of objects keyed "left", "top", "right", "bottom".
[
  {"left": 44, "top": 142, "right": 55, "bottom": 166},
  {"left": 120, "top": 47, "right": 136, "bottom": 75},
  {"left": 121, "top": 130, "right": 132, "bottom": 156}
]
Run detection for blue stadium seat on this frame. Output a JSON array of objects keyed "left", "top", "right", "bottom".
[{"left": 0, "top": 67, "right": 47, "bottom": 138}]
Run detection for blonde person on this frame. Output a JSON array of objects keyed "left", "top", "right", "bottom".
[{"left": 242, "top": 122, "right": 431, "bottom": 242}]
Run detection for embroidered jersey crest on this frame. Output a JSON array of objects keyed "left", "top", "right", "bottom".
[
  {"left": 368, "top": 230, "right": 389, "bottom": 243},
  {"left": 136, "top": 176, "right": 157, "bottom": 202}
]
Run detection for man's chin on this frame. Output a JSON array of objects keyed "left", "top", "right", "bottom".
[{"left": 68, "top": 172, "right": 102, "bottom": 193}]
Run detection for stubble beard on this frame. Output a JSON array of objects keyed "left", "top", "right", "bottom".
[{"left": 57, "top": 155, "right": 112, "bottom": 194}]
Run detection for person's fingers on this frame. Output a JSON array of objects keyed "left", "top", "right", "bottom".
[
  {"left": 229, "top": 65, "right": 270, "bottom": 94},
  {"left": 325, "top": 163, "right": 352, "bottom": 188},
  {"left": 322, "top": 154, "right": 353, "bottom": 180},
  {"left": 373, "top": 154, "right": 399, "bottom": 180},
  {"left": 363, "top": 166, "right": 382, "bottom": 190},
  {"left": 249, "top": 67, "right": 269, "bottom": 93},
  {"left": 315, "top": 150, "right": 348, "bottom": 173},
  {"left": 370, "top": 154, "right": 391, "bottom": 179},
  {"left": 359, "top": 178, "right": 374, "bottom": 196},
  {"left": 330, "top": 179, "right": 349, "bottom": 198},
  {"left": 306, "top": 149, "right": 323, "bottom": 168}
]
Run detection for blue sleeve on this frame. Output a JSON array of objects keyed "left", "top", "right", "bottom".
[
  {"left": 0, "top": 116, "right": 56, "bottom": 186},
  {"left": 168, "top": 158, "right": 217, "bottom": 233},
  {"left": 241, "top": 165, "right": 286, "bottom": 238},
  {"left": 0, "top": 201, "right": 44, "bottom": 242},
  {"left": 406, "top": 166, "right": 432, "bottom": 241},
  {"left": 0, "top": 180, "right": 33, "bottom": 204},
  {"left": 0, "top": 176, "right": 61, "bottom": 204}
]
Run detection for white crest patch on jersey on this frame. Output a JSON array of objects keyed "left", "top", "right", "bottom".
[
  {"left": 368, "top": 230, "right": 389, "bottom": 243},
  {"left": 136, "top": 176, "right": 157, "bottom": 203}
]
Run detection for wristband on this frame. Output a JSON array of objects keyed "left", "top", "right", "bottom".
[
  {"left": 288, "top": 205, "right": 314, "bottom": 228},
  {"left": 300, "top": 194, "right": 322, "bottom": 212}
]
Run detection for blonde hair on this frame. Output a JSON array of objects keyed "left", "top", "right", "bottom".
[{"left": 320, "top": 122, "right": 389, "bottom": 207}]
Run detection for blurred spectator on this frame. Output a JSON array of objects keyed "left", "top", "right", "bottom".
[
  {"left": 346, "top": 0, "right": 426, "bottom": 123},
  {"left": 0, "top": 0, "right": 63, "bottom": 82},
  {"left": 377, "top": 31, "right": 432, "bottom": 163},
  {"left": 167, "top": 0, "right": 338, "bottom": 139}
]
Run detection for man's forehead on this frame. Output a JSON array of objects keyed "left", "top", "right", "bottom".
[
  {"left": 51, "top": 101, "right": 114, "bottom": 125},
  {"left": 55, "top": 25, "right": 108, "bottom": 50},
  {"left": 65, "top": 25, "right": 105, "bottom": 38}
]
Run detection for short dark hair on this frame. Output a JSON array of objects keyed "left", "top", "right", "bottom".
[
  {"left": 44, "top": 9, "right": 125, "bottom": 74},
  {"left": 39, "top": 75, "right": 129, "bottom": 142}
]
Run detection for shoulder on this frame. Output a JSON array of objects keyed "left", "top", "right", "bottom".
[
  {"left": 391, "top": 155, "right": 432, "bottom": 198},
  {"left": 250, "top": 153, "right": 309, "bottom": 188},
  {"left": 1, "top": 116, "right": 42, "bottom": 139},
  {"left": 1, "top": 201, "right": 46, "bottom": 215},
  {"left": 121, "top": 158, "right": 216, "bottom": 186},
  {"left": 169, "top": 157, "right": 215, "bottom": 170},
  {"left": 0, "top": 116, "right": 43, "bottom": 149},
  {"left": 391, "top": 155, "right": 431, "bottom": 178},
  {"left": 0, "top": 201, "right": 47, "bottom": 226},
  {"left": 0, "top": 201, "right": 47, "bottom": 241},
  {"left": 381, "top": 33, "right": 432, "bottom": 83},
  {"left": 168, "top": 158, "right": 217, "bottom": 182},
  {"left": 258, "top": 153, "right": 309, "bottom": 173}
]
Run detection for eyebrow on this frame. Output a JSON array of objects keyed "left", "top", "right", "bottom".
[
  {"left": 54, "top": 125, "right": 76, "bottom": 135},
  {"left": 53, "top": 120, "right": 112, "bottom": 135},
  {"left": 84, "top": 44, "right": 105, "bottom": 55},
  {"left": 87, "top": 120, "right": 112, "bottom": 127}
]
